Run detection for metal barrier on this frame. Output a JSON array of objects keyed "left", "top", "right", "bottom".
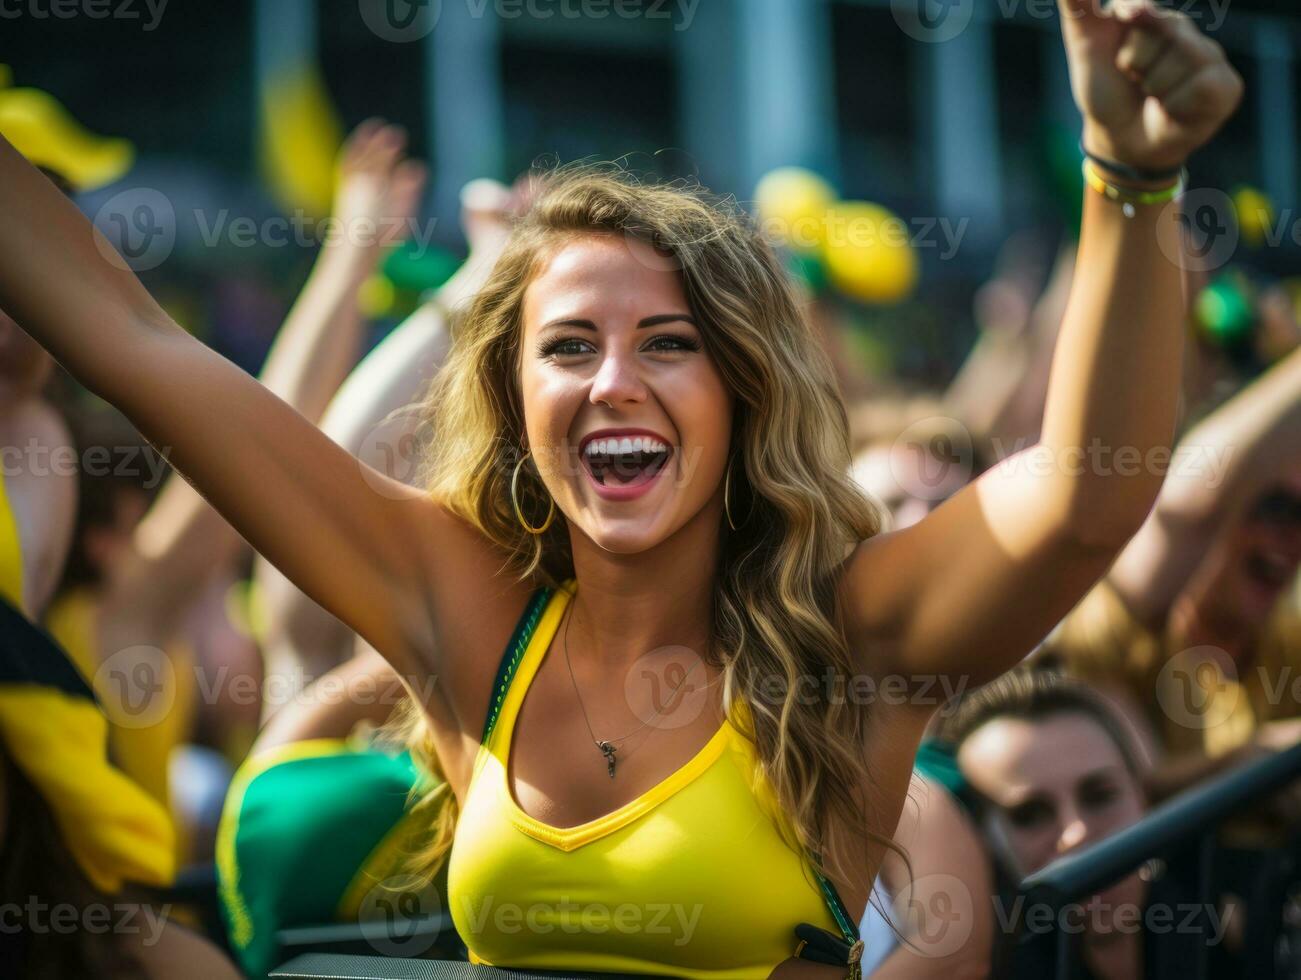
[
  {"left": 1009, "top": 740, "right": 1301, "bottom": 978},
  {"left": 269, "top": 954, "right": 673, "bottom": 979}
]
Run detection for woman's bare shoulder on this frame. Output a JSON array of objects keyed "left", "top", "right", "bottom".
[{"left": 410, "top": 499, "right": 543, "bottom": 726}]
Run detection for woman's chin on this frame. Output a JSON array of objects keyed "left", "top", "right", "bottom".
[{"left": 582, "top": 519, "right": 667, "bottom": 556}]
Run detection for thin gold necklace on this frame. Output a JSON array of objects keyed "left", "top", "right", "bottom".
[{"left": 561, "top": 600, "right": 701, "bottom": 779}]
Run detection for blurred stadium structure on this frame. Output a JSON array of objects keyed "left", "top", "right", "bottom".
[{"left": 6, "top": 0, "right": 1300, "bottom": 378}]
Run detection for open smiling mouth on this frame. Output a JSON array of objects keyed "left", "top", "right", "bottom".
[{"left": 581, "top": 445, "right": 672, "bottom": 487}]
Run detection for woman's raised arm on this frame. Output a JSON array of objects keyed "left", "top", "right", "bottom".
[
  {"left": 0, "top": 134, "right": 447, "bottom": 670},
  {"left": 108, "top": 119, "right": 427, "bottom": 636},
  {"left": 1107, "top": 343, "right": 1301, "bottom": 626},
  {"left": 842, "top": 0, "right": 1243, "bottom": 688}
]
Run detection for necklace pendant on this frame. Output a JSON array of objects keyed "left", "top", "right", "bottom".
[{"left": 598, "top": 740, "right": 617, "bottom": 778}]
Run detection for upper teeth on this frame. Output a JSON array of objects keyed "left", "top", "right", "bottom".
[{"left": 584, "top": 436, "right": 669, "bottom": 456}]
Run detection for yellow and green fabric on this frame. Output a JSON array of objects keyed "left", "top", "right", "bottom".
[
  {"left": 0, "top": 595, "right": 176, "bottom": 893},
  {"left": 0, "top": 469, "right": 174, "bottom": 894},
  {"left": 0, "top": 65, "right": 133, "bottom": 191},
  {"left": 215, "top": 738, "right": 449, "bottom": 979},
  {"left": 44, "top": 589, "right": 199, "bottom": 832},
  {"left": 0, "top": 470, "right": 25, "bottom": 614}
]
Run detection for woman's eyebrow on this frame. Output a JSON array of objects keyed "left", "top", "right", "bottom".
[
  {"left": 539, "top": 313, "right": 698, "bottom": 332},
  {"left": 638, "top": 313, "right": 697, "bottom": 328}
]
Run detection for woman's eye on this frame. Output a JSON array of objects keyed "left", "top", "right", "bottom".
[
  {"left": 1080, "top": 780, "right": 1119, "bottom": 810},
  {"left": 645, "top": 335, "right": 700, "bottom": 353},
  {"left": 1006, "top": 800, "right": 1053, "bottom": 829},
  {"left": 539, "top": 335, "right": 700, "bottom": 358},
  {"left": 541, "top": 338, "right": 592, "bottom": 357}
]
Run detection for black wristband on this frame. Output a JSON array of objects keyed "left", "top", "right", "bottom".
[{"left": 1079, "top": 142, "right": 1184, "bottom": 184}]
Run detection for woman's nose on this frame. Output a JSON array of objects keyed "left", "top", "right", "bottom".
[
  {"left": 1057, "top": 813, "right": 1090, "bottom": 855},
  {"left": 589, "top": 350, "right": 647, "bottom": 407}
]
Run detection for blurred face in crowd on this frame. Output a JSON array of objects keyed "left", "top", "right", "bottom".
[
  {"left": 958, "top": 710, "right": 1147, "bottom": 922},
  {"left": 851, "top": 440, "right": 970, "bottom": 531},
  {"left": 1198, "top": 461, "right": 1301, "bottom": 625},
  {"left": 85, "top": 488, "right": 150, "bottom": 586},
  {"left": 518, "top": 233, "right": 733, "bottom": 555}
]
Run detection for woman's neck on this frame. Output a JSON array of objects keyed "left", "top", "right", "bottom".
[
  {"left": 1083, "top": 928, "right": 1143, "bottom": 980},
  {"left": 564, "top": 504, "right": 722, "bottom": 672}
]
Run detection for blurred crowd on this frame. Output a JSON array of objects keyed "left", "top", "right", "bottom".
[{"left": 1, "top": 72, "right": 1299, "bottom": 980}]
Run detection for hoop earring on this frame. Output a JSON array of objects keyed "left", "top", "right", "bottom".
[
  {"left": 511, "top": 451, "right": 555, "bottom": 535},
  {"left": 723, "top": 457, "right": 742, "bottom": 532}
]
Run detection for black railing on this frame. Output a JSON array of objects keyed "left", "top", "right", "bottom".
[
  {"left": 1009, "top": 740, "right": 1301, "bottom": 979},
  {"left": 269, "top": 954, "right": 673, "bottom": 979}
]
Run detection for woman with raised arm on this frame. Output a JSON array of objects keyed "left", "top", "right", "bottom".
[
  {"left": 39, "top": 118, "right": 425, "bottom": 851},
  {"left": 0, "top": 3, "right": 1241, "bottom": 976},
  {"left": 253, "top": 176, "right": 522, "bottom": 708},
  {"left": 1044, "top": 341, "right": 1301, "bottom": 793}
]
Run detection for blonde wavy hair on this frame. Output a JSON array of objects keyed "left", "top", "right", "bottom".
[{"left": 389, "top": 160, "right": 889, "bottom": 895}]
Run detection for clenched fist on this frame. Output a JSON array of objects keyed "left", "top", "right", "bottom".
[{"left": 1057, "top": 0, "right": 1244, "bottom": 174}]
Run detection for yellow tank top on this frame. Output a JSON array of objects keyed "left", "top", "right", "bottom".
[{"left": 448, "top": 580, "right": 844, "bottom": 977}]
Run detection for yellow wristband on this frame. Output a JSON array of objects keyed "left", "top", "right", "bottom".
[{"left": 1082, "top": 159, "right": 1186, "bottom": 217}]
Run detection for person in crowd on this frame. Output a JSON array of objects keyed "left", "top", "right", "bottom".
[
  {"left": 0, "top": 596, "right": 241, "bottom": 979},
  {"left": 0, "top": 75, "right": 107, "bottom": 623},
  {"left": 942, "top": 667, "right": 1154, "bottom": 980},
  {"left": 254, "top": 174, "right": 527, "bottom": 710},
  {"left": 1043, "top": 342, "right": 1301, "bottom": 795},
  {"left": 0, "top": 305, "right": 75, "bottom": 623},
  {"left": 217, "top": 649, "right": 455, "bottom": 976},
  {"left": 0, "top": 5, "right": 1243, "bottom": 976},
  {"left": 857, "top": 765, "right": 994, "bottom": 978},
  {"left": 0, "top": 87, "right": 239, "bottom": 970},
  {"left": 942, "top": 230, "right": 1068, "bottom": 452},
  {"left": 850, "top": 402, "right": 988, "bottom": 532},
  {"left": 38, "top": 117, "right": 426, "bottom": 863}
]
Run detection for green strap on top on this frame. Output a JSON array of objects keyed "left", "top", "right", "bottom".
[
  {"left": 479, "top": 583, "right": 860, "bottom": 943},
  {"left": 814, "top": 865, "right": 861, "bottom": 943},
  {"left": 480, "top": 585, "right": 553, "bottom": 745}
]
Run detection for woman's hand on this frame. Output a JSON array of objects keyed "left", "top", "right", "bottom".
[
  {"left": 1058, "top": 0, "right": 1243, "bottom": 173},
  {"left": 330, "top": 117, "right": 428, "bottom": 261}
]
